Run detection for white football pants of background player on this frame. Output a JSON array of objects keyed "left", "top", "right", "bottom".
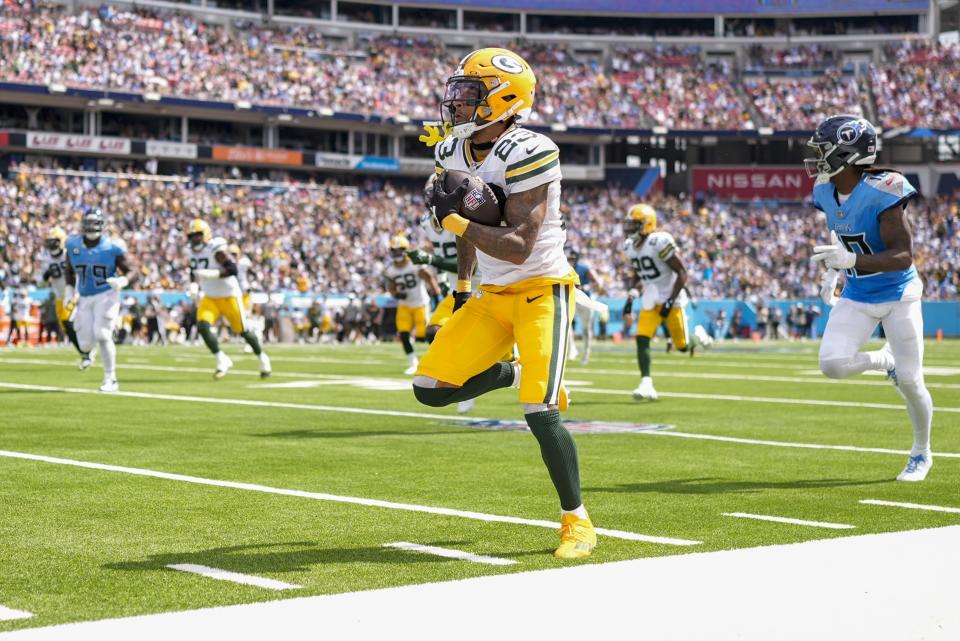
[
  {"left": 75, "top": 290, "right": 120, "bottom": 382},
  {"left": 819, "top": 278, "right": 933, "bottom": 468}
]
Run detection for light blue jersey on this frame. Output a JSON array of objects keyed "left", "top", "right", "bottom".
[
  {"left": 812, "top": 171, "right": 918, "bottom": 304},
  {"left": 65, "top": 235, "right": 126, "bottom": 297},
  {"left": 575, "top": 262, "right": 593, "bottom": 294}
]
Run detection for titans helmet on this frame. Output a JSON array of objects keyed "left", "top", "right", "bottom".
[
  {"left": 804, "top": 115, "right": 878, "bottom": 178},
  {"left": 82, "top": 208, "right": 105, "bottom": 240}
]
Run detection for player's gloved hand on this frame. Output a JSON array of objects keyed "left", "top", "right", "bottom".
[
  {"left": 812, "top": 231, "right": 856, "bottom": 270},
  {"left": 188, "top": 282, "right": 200, "bottom": 297},
  {"left": 430, "top": 173, "right": 468, "bottom": 231},
  {"left": 659, "top": 295, "right": 676, "bottom": 318},
  {"left": 64, "top": 286, "right": 76, "bottom": 305},
  {"left": 418, "top": 122, "right": 451, "bottom": 147},
  {"left": 394, "top": 292, "right": 407, "bottom": 301},
  {"left": 453, "top": 291, "right": 471, "bottom": 313},
  {"left": 105, "top": 275, "right": 129, "bottom": 292},
  {"left": 194, "top": 268, "right": 221, "bottom": 279},
  {"left": 820, "top": 268, "right": 841, "bottom": 307},
  {"left": 407, "top": 249, "right": 434, "bottom": 266}
]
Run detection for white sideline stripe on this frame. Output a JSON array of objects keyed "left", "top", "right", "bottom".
[
  {"left": 567, "top": 367, "right": 960, "bottom": 390},
  {"left": 383, "top": 542, "right": 517, "bottom": 566},
  {"left": 568, "top": 386, "right": 960, "bottom": 413},
  {"left": 646, "top": 430, "right": 960, "bottom": 459},
  {"left": 0, "top": 605, "right": 33, "bottom": 621},
  {"left": 0, "top": 448, "right": 692, "bottom": 545},
  {"left": 6, "top": 355, "right": 960, "bottom": 413},
  {"left": 2, "top": 381, "right": 960, "bottom": 461},
  {"left": 860, "top": 499, "right": 960, "bottom": 514},
  {"left": 723, "top": 512, "right": 855, "bottom": 530},
  {"left": 166, "top": 564, "right": 300, "bottom": 590}
]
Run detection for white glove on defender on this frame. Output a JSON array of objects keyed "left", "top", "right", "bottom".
[
  {"left": 105, "top": 275, "right": 128, "bottom": 291},
  {"left": 819, "top": 269, "right": 840, "bottom": 307},
  {"left": 812, "top": 231, "right": 857, "bottom": 271}
]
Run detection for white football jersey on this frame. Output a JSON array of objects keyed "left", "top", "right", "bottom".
[
  {"left": 422, "top": 220, "right": 457, "bottom": 289},
  {"left": 434, "top": 126, "right": 568, "bottom": 286},
  {"left": 39, "top": 249, "right": 69, "bottom": 299},
  {"left": 626, "top": 231, "right": 686, "bottom": 308},
  {"left": 189, "top": 236, "right": 242, "bottom": 298},
  {"left": 384, "top": 259, "right": 429, "bottom": 308}
]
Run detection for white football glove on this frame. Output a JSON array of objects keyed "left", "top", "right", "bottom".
[
  {"left": 188, "top": 282, "right": 200, "bottom": 297},
  {"left": 105, "top": 275, "right": 128, "bottom": 292},
  {"left": 819, "top": 269, "right": 841, "bottom": 307},
  {"left": 811, "top": 231, "right": 857, "bottom": 270}
]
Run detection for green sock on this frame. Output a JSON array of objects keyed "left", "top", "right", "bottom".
[
  {"left": 413, "top": 361, "right": 514, "bottom": 407},
  {"left": 197, "top": 321, "right": 220, "bottom": 354},
  {"left": 526, "top": 409, "right": 582, "bottom": 511},
  {"left": 636, "top": 336, "right": 651, "bottom": 377},
  {"left": 241, "top": 330, "right": 262, "bottom": 356},
  {"left": 63, "top": 320, "right": 82, "bottom": 355}
]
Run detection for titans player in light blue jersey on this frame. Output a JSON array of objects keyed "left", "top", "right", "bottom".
[
  {"left": 64, "top": 209, "right": 139, "bottom": 392},
  {"left": 807, "top": 115, "right": 933, "bottom": 481}
]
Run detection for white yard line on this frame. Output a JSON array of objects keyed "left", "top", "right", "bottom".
[
  {"left": 722, "top": 512, "right": 855, "bottom": 530},
  {"left": 567, "top": 367, "right": 960, "bottom": 389},
  {"left": 568, "top": 385, "right": 960, "bottom": 413},
  {"left": 644, "top": 430, "right": 960, "bottom": 459},
  {"left": 860, "top": 500, "right": 960, "bottom": 514},
  {"left": 383, "top": 542, "right": 517, "bottom": 566},
  {"left": 166, "top": 564, "right": 301, "bottom": 591},
  {"left": 2, "top": 381, "right": 959, "bottom": 461},
  {"left": 0, "top": 605, "right": 33, "bottom": 621},
  {"left": 0, "top": 448, "right": 692, "bottom": 545},
  {"left": 5, "top": 526, "right": 958, "bottom": 641}
]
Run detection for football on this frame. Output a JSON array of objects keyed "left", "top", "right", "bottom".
[{"left": 441, "top": 169, "right": 504, "bottom": 226}]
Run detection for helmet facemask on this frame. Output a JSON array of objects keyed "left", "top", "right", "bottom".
[
  {"left": 45, "top": 237, "right": 62, "bottom": 252},
  {"left": 390, "top": 248, "right": 407, "bottom": 265},
  {"left": 82, "top": 213, "right": 104, "bottom": 241},
  {"left": 441, "top": 76, "right": 519, "bottom": 140},
  {"left": 188, "top": 232, "right": 206, "bottom": 252},
  {"left": 804, "top": 140, "right": 857, "bottom": 179}
]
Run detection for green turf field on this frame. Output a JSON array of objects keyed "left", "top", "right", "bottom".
[{"left": 1, "top": 339, "right": 958, "bottom": 631}]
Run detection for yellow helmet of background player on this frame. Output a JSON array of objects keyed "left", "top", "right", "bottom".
[
  {"left": 389, "top": 234, "right": 410, "bottom": 264},
  {"left": 45, "top": 226, "right": 67, "bottom": 252},
  {"left": 187, "top": 219, "right": 212, "bottom": 251},
  {"left": 228, "top": 243, "right": 241, "bottom": 258},
  {"left": 441, "top": 47, "right": 536, "bottom": 140},
  {"left": 624, "top": 204, "right": 657, "bottom": 239}
]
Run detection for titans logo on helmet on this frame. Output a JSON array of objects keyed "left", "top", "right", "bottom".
[{"left": 837, "top": 121, "right": 864, "bottom": 144}]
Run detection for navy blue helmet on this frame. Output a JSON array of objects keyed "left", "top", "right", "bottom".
[
  {"left": 804, "top": 115, "right": 878, "bottom": 178},
  {"left": 82, "top": 208, "right": 105, "bottom": 240}
]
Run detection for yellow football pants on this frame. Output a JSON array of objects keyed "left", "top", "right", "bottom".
[
  {"left": 396, "top": 304, "right": 427, "bottom": 337},
  {"left": 417, "top": 282, "right": 574, "bottom": 405},
  {"left": 55, "top": 298, "right": 75, "bottom": 325},
  {"left": 197, "top": 295, "right": 247, "bottom": 333},
  {"left": 428, "top": 294, "right": 455, "bottom": 328},
  {"left": 637, "top": 304, "right": 689, "bottom": 350}
]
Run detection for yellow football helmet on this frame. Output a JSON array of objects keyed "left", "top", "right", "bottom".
[
  {"left": 441, "top": 47, "right": 536, "bottom": 140},
  {"left": 228, "top": 243, "right": 241, "bottom": 258},
  {"left": 624, "top": 204, "right": 657, "bottom": 239},
  {"left": 187, "top": 219, "right": 212, "bottom": 250},
  {"left": 45, "top": 226, "right": 67, "bottom": 252},
  {"left": 389, "top": 234, "right": 410, "bottom": 263}
]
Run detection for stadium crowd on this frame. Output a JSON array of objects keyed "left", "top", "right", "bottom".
[
  {"left": 1, "top": 3, "right": 958, "bottom": 130},
  {"left": 2, "top": 166, "right": 957, "bottom": 305}
]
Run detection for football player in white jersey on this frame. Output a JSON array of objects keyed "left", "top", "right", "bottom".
[
  {"left": 186, "top": 219, "right": 271, "bottom": 379},
  {"left": 39, "top": 226, "right": 86, "bottom": 360},
  {"left": 413, "top": 47, "right": 596, "bottom": 559},
  {"left": 384, "top": 234, "right": 440, "bottom": 375},
  {"left": 624, "top": 204, "right": 710, "bottom": 401}
]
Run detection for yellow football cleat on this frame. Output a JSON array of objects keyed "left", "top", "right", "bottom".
[{"left": 554, "top": 513, "right": 597, "bottom": 559}]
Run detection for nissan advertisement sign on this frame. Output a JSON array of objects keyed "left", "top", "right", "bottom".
[{"left": 691, "top": 167, "right": 814, "bottom": 200}]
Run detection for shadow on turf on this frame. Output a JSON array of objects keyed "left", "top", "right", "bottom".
[
  {"left": 104, "top": 540, "right": 511, "bottom": 574},
  {"left": 585, "top": 476, "right": 891, "bottom": 495}
]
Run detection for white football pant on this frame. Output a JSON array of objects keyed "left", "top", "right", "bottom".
[
  {"left": 76, "top": 289, "right": 120, "bottom": 378},
  {"left": 819, "top": 281, "right": 932, "bottom": 455}
]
